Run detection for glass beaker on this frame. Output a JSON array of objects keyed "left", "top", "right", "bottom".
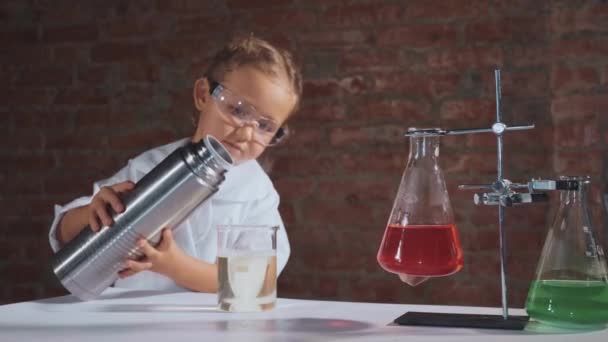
[
  {"left": 526, "top": 176, "right": 608, "bottom": 328},
  {"left": 217, "top": 225, "right": 278, "bottom": 312},
  {"left": 377, "top": 128, "right": 463, "bottom": 286}
]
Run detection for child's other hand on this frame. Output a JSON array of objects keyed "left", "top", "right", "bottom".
[
  {"left": 88, "top": 181, "right": 135, "bottom": 231},
  {"left": 118, "top": 229, "right": 184, "bottom": 279}
]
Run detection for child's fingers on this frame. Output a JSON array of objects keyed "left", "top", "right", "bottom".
[
  {"left": 125, "top": 259, "right": 152, "bottom": 273},
  {"left": 88, "top": 209, "right": 101, "bottom": 231},
  {"left": 98, "top": 188, "right": 125, "bottom": 214},
  {"left": 118, "top": 269, "right": 136, "bottom": 278},
  {"left": 112, "top": 181, "right": 135, "bottom": 193},
  {"left": 158, "top": 229, "right": 174, "bottom": 249},
  {"left": 95, "top": 205, "right": 113, "bottom": 227},
  {"left": 137, "top": 239, "right": 159, "bottom": 259}
]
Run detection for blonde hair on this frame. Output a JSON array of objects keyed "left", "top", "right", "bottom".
[{"left": 205, "top": 35, "right": 303, "bottom": 116}]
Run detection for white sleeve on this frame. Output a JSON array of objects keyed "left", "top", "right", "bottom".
[
  {"left": 48, "top": 160, "right": 141, "bottom": 253},
  {"left": 244, "top": 189, "right": 291, "bottom": 276}
]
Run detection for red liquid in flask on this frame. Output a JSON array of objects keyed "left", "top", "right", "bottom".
[{"left": 377, "top": 224, "right": 463, "bottom": 276}]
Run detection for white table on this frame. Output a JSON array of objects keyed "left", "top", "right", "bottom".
[{"left": 0, "top": 288, "right": 606, "bottom": 342}]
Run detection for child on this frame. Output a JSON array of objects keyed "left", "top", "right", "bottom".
[{"left": 48, "top": 36, "right": 302, "bottom": 293}]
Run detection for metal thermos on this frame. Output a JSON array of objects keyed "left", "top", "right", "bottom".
[{"left": 51, "top": 135, "right": 233, "bottom": 300}]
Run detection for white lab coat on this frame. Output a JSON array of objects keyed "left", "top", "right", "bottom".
[{"left": 48, "top": 138, "right": 290, "bottom": 292}]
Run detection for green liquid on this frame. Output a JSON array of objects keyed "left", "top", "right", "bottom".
[{"left": 526, "top": 280, "right": 608, "bottom": 328}]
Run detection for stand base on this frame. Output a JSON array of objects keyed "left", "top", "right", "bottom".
[{"left": 394, "top": 311, "right": 529, "bottom": 330}]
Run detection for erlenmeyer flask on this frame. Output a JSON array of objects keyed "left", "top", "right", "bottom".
[
  {"left": 377, "top": 128, "right": 463, "bottom": 286},
  {"left": 526, "top": 176, "right": 608, "bottom": 328}
]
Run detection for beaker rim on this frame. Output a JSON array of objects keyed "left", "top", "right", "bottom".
[{"left": 405, "top": 127, "right": 445, "bottom": 137}]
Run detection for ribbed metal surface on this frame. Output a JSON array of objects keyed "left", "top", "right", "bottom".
[{"left": 51, "top": 136, "right": 233, "bottom": 300}]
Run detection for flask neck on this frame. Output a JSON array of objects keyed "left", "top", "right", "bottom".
[{"left": 408, "top": 135, "right": 440, "bottom": 162}]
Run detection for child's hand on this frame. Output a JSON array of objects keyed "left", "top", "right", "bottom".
[
  {"left": 118, "top": 229, "right": 184, "bottom": 279},
  {"left": 88, "top": 181, "right": 135, "bottom": 231}
]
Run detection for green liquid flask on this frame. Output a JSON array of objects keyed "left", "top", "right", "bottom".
[{"left": 526, "top": 176, "right": 608, "bottom": 329}]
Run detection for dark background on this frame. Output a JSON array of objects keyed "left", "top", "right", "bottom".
[{"left": 1, "top": 0, "right": 607, "bottom": 307}]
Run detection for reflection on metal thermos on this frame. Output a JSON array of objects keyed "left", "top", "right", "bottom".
[{"left": 51, "top": 136, "right": 233, "bottom": 300}]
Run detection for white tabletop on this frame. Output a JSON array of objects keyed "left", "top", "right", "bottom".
[{"left": 0, "top": 288, "right": 606, "bottom": 342}]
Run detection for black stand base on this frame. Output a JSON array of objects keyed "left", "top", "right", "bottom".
[{"left": 394, "top": 311, "right": 529, "bottom": 330}]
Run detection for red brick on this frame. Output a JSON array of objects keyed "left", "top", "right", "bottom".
[
  {"left": 44, "top": 130, "right": 108, "bottom": 150},
  {"left": 56, "top": 154, "right": 124, "bottom": 173},
  {"left": 329, "top": 124, "right": 406, "bottom": 146},
  {"left": 0, "top": 174, "right": 43, "bottom": 196},
  {"left": 106, "top": 129, "right": 176, "bottom": 151},
  {"left": 91, "top": 43, "right": 149, "bottom": 63},
  {"left": 73, "top": 110, "right": 138, "bottom": 127},
  {"left": 157, "top": 0, "right": 223, "bottom": 11},
  {"left": 509, "top": 46, "right": 547, "bottom": 68},
  {"left": 439, "top": 99, "right": 496, "bottom": 126},
  {"left": 294, "top": 102, "right": 347, "bottom": 122},
  {"left": 339, "top": 49, "right": 423, "bottom": 73},
  {"left": 551, "top": 37, "right": 608, "bottom": 61},
  {"left": 551, "top": 65, "right": 601, "bottom": 96},
  {"left": 225, "top": 0, "right": 293, "bottom": 9},
  {"left": 251, "top": 9, "right": 317, "bottom": 30},
  {"left": 317, "top": 179, "right": 397, "bottom": 203},
  {"left": 12, "top": 110, "right": 72, "bottom": 129},
  {"left": 53, "top": 87, "right": 109, "bottom": 105},
  {"left": 157, "top": 39, "right": 217, "bottom": 61},
  {"left": 0, "top": 29, "right": 38, "bottom": 45},
  {"left": 1, "top": 154, "right": 55, "bottom": 173},
  {"left": 52, "top": 46, "right": 88, "bottom": 65},
  {"left": 404, "top": 0, "right": 492, "bottom": 20},
  {"left": 3, "top": 263, "right": 39, "bottom": 283},
  {"left": 554, "top": 150, "right": 603, "bottom": 175},
  {"left": 551, "top": 94, "right": 608, "bottom": 122},
  {"left": 280, "top": 128, "right": 325, "bottom": 148},
  {"left": 7, "top": 286, "right": 38, "bottom": 303},
  {"left": 1, "top": 46, "right": 52, "bottom": 65},
  {"left": 42, "top": 25, "right": 98, "bottom": 43},
  {"left": 427, "top": 277, "right": 499, "bottom": 306},
  {"left": 42, "top": 173, "right": 96, "bottom": 196},
  {"left": 299, "top": 30, "right": 372, "bottom": 49},
  {"left": 353, "top": 99, "right": 431, "bottom": 123},
  {"left": 278, "top": 201, "right": 295, "bottom": 225},
  {"left": 551, "top": 2, "right": 608, "bottom": 35},
  {"left": 322, "top": 3, "right": 403, "bottom": 28},
  {"left": 14, "top": 67, "right": 73, "bottom": 87},
  {"left": 105, "top": 17, "right": 167, "bottom": 38},
  {"left": 494, "top": 0, "right": 547, "bottom": 16},
  {"left": 77, "top": 66, "right": 111, "bottom": 83},
  {"left": 113, "top": 85, "right": 156, "bottom": 106},
  {"left": 301, "top": 198, "right": 373, "bottom": 226},
  {"left": 0, "top": 88, "right": 52, "bottom": 106},
  {"left": 339, "top": 151, "right": 405, "bottom": 175},
  {"left": 554, "top": 119, "right": 600, "bottom": 147},
  {"left": 302, "top": 79, "right": 342, "bottom": 99},
  {"left": 481, "top": 69, "right": 549, "bottom": 100},
  {"left": 427, "top": 46, "right": 504, "bottom": 70},
  {"left": 174, "top": 16, "right": 228, "bottom": 36},
  {"left": 273, "top": 154, "right": 339, "bottom": 177},
  {"left": 372, "top": 72, "right": 460, "bottom": 99},
  {"left": 465, "top": 17, "right": 547, "bottom": 44},
  {"left": 462, "top": 228, "right": 499, "bottom": 251},
  {"left": 273, "top": 177, "right": 317, "bottom": 200},
  {"left": 377, "top": 24, "right": 459, "bottom": 48}
]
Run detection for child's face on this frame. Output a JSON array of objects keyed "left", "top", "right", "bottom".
[{"left": 192, "top": 65, "right": 296, "bottom": 164}]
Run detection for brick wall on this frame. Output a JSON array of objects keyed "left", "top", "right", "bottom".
[{"left": 1, "top": 0, "right": 606, "bottom": 307}]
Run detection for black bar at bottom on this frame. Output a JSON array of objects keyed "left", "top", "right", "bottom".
[{"left": 394, "top": 312, "right": 529, "bottom": 330}]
